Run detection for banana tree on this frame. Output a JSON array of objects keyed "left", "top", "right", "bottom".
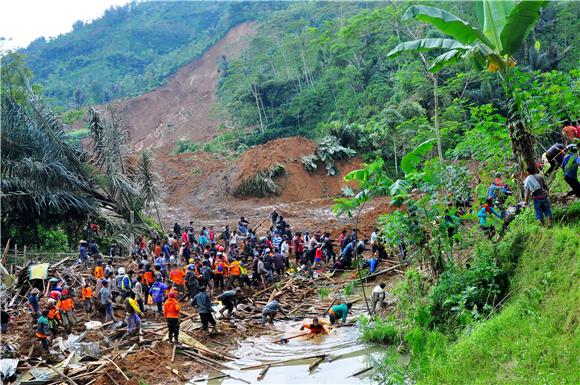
[{"left": 388, "top": 1, "right": 547, "bottom": 172}]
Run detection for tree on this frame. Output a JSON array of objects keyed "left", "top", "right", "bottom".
[{"left": 388, "top": 1, "right": 547, "bottom": 172}]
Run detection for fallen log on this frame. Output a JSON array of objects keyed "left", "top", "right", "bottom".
[
  {"left": 348, "top": 366, "right": 374, "bottom": 377},
  {"left": 309, "top": 356, "right": 325, "bottom": 372}
]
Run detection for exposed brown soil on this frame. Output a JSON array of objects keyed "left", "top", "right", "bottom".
[
  {"left": 153, "top": 137, "right": 373, "bottom": 235},
  {"left": 111, "top": 22, "right": 257, "bottom": 153}
]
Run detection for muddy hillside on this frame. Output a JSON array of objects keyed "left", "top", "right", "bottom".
[
  {"left": 156, "top": 137, "right": 386, "bottom": 237},
  {"left": 111, "top": 22, "right": 256, "bottom": 153}
]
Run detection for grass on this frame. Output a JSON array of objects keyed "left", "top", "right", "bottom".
[
  {"left": 417, "top": 224, "right": 580, "bottom": 385},
  {"left": 65, "top": 127, "right": 89, "bottom": 147},
  {"left": 358, "top": 315, "right": 399, "bottom": 344}
]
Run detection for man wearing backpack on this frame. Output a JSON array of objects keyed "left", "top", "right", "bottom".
[
  {"left": 523, "top": 164, "right": 552, "bottom": 227},
  {"left": 561, "top": 144, "right": 580, "bottom": 197}
]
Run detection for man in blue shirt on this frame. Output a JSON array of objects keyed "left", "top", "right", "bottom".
[{"left": 562, "top": 145, "right": 580, "bottom": 197}]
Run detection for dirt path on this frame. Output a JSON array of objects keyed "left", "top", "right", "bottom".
[{"left": 111, "top": 22, "right": 256, "bottom": 152}]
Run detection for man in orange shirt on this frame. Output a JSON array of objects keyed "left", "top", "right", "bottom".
[
  {"left": 169, "top": 264, "right": 185, "bottom": 295},
  {"left": 81, "top": 283, "right": 93, "bottom": 313},
  {"left": 59, "top": 288, "right": 75, "bottom": 333},
  {"left": 94, "top": 261, "right": 104, "bottom": 279},
  {"left": 164, "top": 291, "right": 181, "bottom": 344}
]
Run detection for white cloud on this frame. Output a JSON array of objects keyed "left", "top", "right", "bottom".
[{"left": 0, "top": 0, "right": 131, "bottom": 50}]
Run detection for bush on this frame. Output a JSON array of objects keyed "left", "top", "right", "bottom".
[
  {"left": 36, "top": 225, "right": 69, "bottom": 252},
  {"left": 428, "top": 250, "right": 505, "bottom": 332},
  {"left": 233, "top": 163, "right": 286, "bottom": 197},
  {"left": 174, "top": 139, "right": 200, "bottom": 154}
]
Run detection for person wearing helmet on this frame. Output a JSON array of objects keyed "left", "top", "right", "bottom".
[
  {"left": 164, "top": 291, "right": 181, "bottom": 344},
  {"left": 185, "top": 264, "right": 200, "bottom": 300},
  {"left": 562, "top": 144, "right": 580, "bottom": 197}
]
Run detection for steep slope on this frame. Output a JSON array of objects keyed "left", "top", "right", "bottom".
[
  {"left": 111, "top": 22, "right": 256, "bottom": 152},
  {"left": 420, "top": 220, "right": 580, "bottom": 384}
]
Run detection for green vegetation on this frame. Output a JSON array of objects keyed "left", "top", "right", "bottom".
[
  {"left": 302, "top": 136, "right": 357, "bottom": 176},
  {"left": 358, "top": 315, "right": 399, "bottom": 345},
  {"left": 16, "top": 1, "right": 288, "bottom": 108},
  {"left": 217, "top": 0, "right": 579, "bottom": 161},
  {"left": 318, "top": 287, "right": 330, "bottom": 299},
  {"left": 343, "top": 282, "right": 355, "bottom": 296},
  {"left": 233, "top": 163, "right": 286, "bottom": 198}
]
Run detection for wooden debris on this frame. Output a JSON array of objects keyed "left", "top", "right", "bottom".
[
  {"left": 257, "top": 364, "right": 270, "bottom": 381},
  {"left": 309, "top": 356, "right": 325, "bottom": 372}
]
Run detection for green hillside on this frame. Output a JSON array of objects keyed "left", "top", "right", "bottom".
[{"left": 18, "top": 1, "right": 288, "bottom": 108}]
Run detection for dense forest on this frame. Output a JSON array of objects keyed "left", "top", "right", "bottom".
[
  {"left": 1, "top": 1, "right": 579, "bottom": 384},
  {"left": 17, "top": 1, "right": 287, "bottom": 109}
]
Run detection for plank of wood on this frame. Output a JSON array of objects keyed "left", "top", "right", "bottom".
[
  {"left": 105, "top": 357, "right": 129, "bottom": 381},
  {"left": 171, "top": 344, "right": 177, "bottom": 362},
  {"left": 47, "top": 363, "right": 79, "bottom": 385},
  {"left": 348, "top": 366, "right": 374, "bottom": 377},
  {"left": 309, "top": 357, "right": 325, "bottom": 372},
  {"left": 257, "top": 364, "right": 270, "bottom": 381}
]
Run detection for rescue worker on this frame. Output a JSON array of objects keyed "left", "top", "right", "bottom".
[
  {"left": 371, "top": 283, "right": 386, "bottom": 314},
  {"left": 125, "top": 293, "right": 143, "bottom": 335},
  {"left": 82, "top": 282, "right": 93, "bottom": 313},
  {"left": 59, "top": 288, "right": 75, "bottom": 333},
  {"left": 46, "top": 299, "right": 61, "bottom": 336},
  {"left": 185, "top": 264, "right": 200, "bottom": 300},
  {"left": 562, "top": 144, "right": 580, "bottom": 197},
  {"left": 28, "top": 288, "right": 41, "bottom": 323},
  {"left": 192, "top": 287, "right": 217, "bottom": 333},
  {"left": 94, "top": 260, "right": 105, "bottom": 279},
  {"left": 169, "top": 264, "right": 186, "bottom": 295},
  {"left": 164, "top": 291, "right": 181, "bottom": 344},
  {"left": 477, "top": 198, "right": 502, "bottom": 239},
  {"left": 121, "top": 269, "right": 135, "bottom": 300},
  {"left": 100, "top": 280, "right": 116, "bottom": 322},
  {"left": 36, "top": 310, "right": 50, "bottom": 352},
  {"left": 217, "top": 288, "right": 240, "bottom": 319},
  {"left": 261, "top": 299, "right": 286, "bottom": 325},
  {"left": 150, "top": 276, "right": 169, "bottom": 316},
  {"left": 328, "top": 303, "right": 352, "bottom": 325}
]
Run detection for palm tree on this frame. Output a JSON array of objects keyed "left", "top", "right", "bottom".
[
  {"left": 1, "top": 92, "right": 116, "bottom": 237},
  {"left": 388, "top": 1, "right": 547, "bottom": 171}
]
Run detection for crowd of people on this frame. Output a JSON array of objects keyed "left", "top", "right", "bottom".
[{"left": 23, "top": 211, "right": 381, "bottom": 353}]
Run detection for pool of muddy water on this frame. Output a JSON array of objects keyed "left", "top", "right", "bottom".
[{"left": 194, "top": 316, "right": 384, "bottom": 385}]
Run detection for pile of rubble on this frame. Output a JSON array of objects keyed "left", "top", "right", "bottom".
[{"left": 0, "top": 254, "right": 398, "bottom": 385}]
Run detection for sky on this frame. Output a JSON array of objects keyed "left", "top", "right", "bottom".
[{"left": 0, "top": 0, "right": 132, "bottom": 50}]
